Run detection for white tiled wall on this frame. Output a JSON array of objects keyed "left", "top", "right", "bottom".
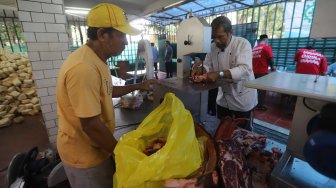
[
  {"left": 23, "top": 32, "right": 36, "bottom": 42},
  {"left": 31, "top": 12, "right": 55, "bottom": 23},
  {"left": 35, "top": 33, "right": 59, "bottom": 42},
  {"left": 16, "top": 0, "right": 69, "bottom": 148}
]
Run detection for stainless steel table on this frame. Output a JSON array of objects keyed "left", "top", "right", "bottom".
[
  {"left": 113, "top": 98, "right": 156, "bottom": 140},
  {"left": 154, "top": 77, "right": 227, "bottom": 122},
  {"left": 245, "top": 72, "right": 336, "bottom": 187}
]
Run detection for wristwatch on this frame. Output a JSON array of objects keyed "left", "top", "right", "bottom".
[{"left": 219, "top": 71, "right": 224, "bottom": 78}]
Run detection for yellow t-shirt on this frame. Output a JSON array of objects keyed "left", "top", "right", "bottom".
[{"left": 56, "top": 45, "right": 115, "bottom": 168}]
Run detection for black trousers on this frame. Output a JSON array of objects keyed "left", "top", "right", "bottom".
[
  {"left": 217, "top": 104, "right": 253, "bottom": 131},
  {"left": 154, "top": 62, "right": 158, "bottom": 71},
  {"left": 254, "top": 73, "right": 268, "bottom": 108},
  {"left": 208, "top": 88, "right": 218, "bottom": 115},
  {"left": 165, "top": 61, "right": 173, "bottom": 78}
]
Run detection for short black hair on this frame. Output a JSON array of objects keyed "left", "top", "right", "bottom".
[
  {"left": 211, "top": 16, "right": 232, "bottom": 34},
  {"left": 306, "top": 45, "right": 313, "bottom": 50},
  {"left": 259, "top": 34, "right": 268, "bottom": 40},
  {"left": 87, "top": 27, "right": 116, "bottom": 40},
  {"left": 166, "top": 40, "right": 170, "bottom": 45},
  {"left": 151, "top": 42, "right": 154, "bottom": 46}
]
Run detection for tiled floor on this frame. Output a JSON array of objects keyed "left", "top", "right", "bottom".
[{"left": 253, "top": 91, "right": 294, "bottom": 130}]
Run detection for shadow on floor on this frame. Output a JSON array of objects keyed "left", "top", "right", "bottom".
[{"left": 0, "top": 113, "right": 50, "bottom": 188}]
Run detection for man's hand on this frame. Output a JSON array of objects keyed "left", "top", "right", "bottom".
[
  {"left": 191, "top": 64, "right": 206, "bottom": 78},
  {"left": 206, "top": 72, "right": 220, "bottom": 82},
  {"left": 80, "top": 115, "right": 117, "bottom": 155},
  {"left": 192, "top": 73, "right": 208, "bottom": 83},
  {"left": 271, "top": 66, "right": 276, "bottom": 71},
  {"left": 192, "top": 72, "right": 219, "bottom": 83},
  {"left": 139, "top": 79, "right": 159, "bottom": 91}
]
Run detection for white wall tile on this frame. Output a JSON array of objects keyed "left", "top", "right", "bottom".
[
  {"left": 49, "top": 135, "right": 57, "bottom": 144},
  {"left": 45, "top": 23, "right": 65, "bottom": 32},
  {"left": 34, "top": 0, "right": 52, "bottom": 3},
  {"left": 45, "top": 119, "right": 56, "bottom": 129},
  {"left": 22, "top": 22, "right": 45, "bottom": 32},
  {"left": 18, "top": 11, "right": 31, "bottom": 22},
  {"left": 51, "top": 103, "right": 57, "bottom": 111},
  {"left": 58, "top": 33, "right": 69, "bottom": 42},
  {"left": 42, "top": 3, "right": 63, "bottom": 14},
  {"left": 47, "top": 87, "right": 56, "bottom": 95},
  {"left": 31, "top": 61, "right": 53, "bottom": 70},
  {"left": 52, "top": 60, "right": 63, "bottom": 68},
  {"left": 44, "top": 110, "right": 57, "bottom": 121},
  {"left": 36, "top": 88, "right": 48, "bottom": 97},
  {"left": 52, "top": 0, "right": 63, "bottom": 4},
  {"left": 48, "top": 127, "right": 58, "bottom": 136},
  {"left": 43, "top": 69, "right": 59, "bottom": 78},
  {"left": 35, "top": 78, "right": 56, "bottom": 88},
  {"left": 32, "top": 70, "right": 44, "bottom": 79},
  {"left": 31, "top": 12, "right": 55, "bottom": 23},
  {"left": 27, "top": 52, "right": 40, "bottom": 61},
  {"left": 40, "top": 95, "right": 56, "bottom": 105},
  {"left": 61, "top": 51, "right": 71, "bottom": 59},
  {"left": 49, "top": 43, "right": 68, "bottom": 51},
  {"left": 40, "top": 52, "right": 62, "bottom": 60},
  {"left": 17, "top": 0, "right": 42, "bottom": 12},
  {"left": 55, "top": 14, "right": 66, "bottom": 24},
  {"left": 23, "top": 32, "right": 36, "bottom": 42},
  {"left": 27, "top": 42, "right": 49, "bottom": 52},
  {"left": 41, "top": 104, "right": 52, "bottom": 113},
  {"left": 35, "top": 33, "right": 58, "bottom": 42}
]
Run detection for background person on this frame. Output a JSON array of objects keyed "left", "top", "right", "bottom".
[
  {"left": 294, "top": 46, "right": 328, "bottom": 75},
  {"left": 252, "top": 34, "right": 275, "bottom": 111},
  {"left": 165, "top": 40, "right": 173, "bottom": 78},
  {"left": 192, "top": 16, "right": 257, "bottom": 130}
]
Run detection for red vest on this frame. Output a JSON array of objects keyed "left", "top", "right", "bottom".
[
  {"left": 295, "top": 49, "right": 327, "bottom": 75},
  {"left": 252, "top": 43, "right": 273, "bottom": 74}
]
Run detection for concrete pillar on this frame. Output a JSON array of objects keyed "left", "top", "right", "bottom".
[{"left": 16, "top": 0, "right": 70, "bottom": 148}]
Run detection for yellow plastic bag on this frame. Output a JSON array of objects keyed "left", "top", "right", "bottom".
[{"left": 114, "top": 93, "right": 202, "bottom": 188}]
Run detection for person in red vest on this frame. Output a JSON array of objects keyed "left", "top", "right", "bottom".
[
  {"left": 294, "top": 46, "right": 328, "bottom": 75},
  {"left": 252, "top": 34, "right": 275, "bottom": 111}
]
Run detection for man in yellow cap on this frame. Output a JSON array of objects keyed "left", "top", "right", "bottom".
[{"left": 56, "top": 3, "right": 157, "bottom": 188}]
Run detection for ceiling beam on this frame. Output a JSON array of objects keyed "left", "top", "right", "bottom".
[
  {"left": 175, "top": 6, "right": 189, "bottom": 13},
  {"left": 141, "top": 0, "right": 193, "bottom": 17},
  {"left": 226, "top": 0, "right": 253, "bottom": 8},
  {"left": 150, "top": 15, "right": 182, "bottom": 21},
  {"left": 192, "top": 1, "right": 206, "bottom": 9}
]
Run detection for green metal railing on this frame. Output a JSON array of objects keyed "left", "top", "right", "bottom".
[
  {"left": 1, "top": 0, "right": 330, "bottom": 69},
  {"left": 65, "top": 0, "right": 336, "bottom": 71},
  {"left": 158, "top": 0, "right": 335, "bottom": 67},
  {"left": 0, "top": 10, "right": 26, "bottom": 53}
]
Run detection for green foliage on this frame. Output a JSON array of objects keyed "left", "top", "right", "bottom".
[
  {"left": 237, "top": 3, "right": 285, "bottom": 39},
  {"left": 0, "top": 19, "right": 25, "bottom": 52}
]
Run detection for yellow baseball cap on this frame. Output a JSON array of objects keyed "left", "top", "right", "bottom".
[{"left": 87, "top": 3, "right": 140, "bottom": 35}]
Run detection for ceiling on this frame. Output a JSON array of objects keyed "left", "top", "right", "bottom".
[
  {"left": 0, "top": 0, "right": 189, "bottom": 19},
  {"left": 1, "top": 0, "right": 283, "bottom": 24}
]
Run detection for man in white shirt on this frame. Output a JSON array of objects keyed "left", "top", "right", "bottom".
[{"left": 193, "top": 16, "right": 257, "bottom": 130}]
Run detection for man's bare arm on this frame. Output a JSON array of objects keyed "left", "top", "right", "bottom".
[
  {"left": 112, "top": 79, "right": 159, "bottom": 98},
  {"left": 80, "top": 115, "right": 117, "bottom": 155},
  {"left": 112, "top": 84, "right": 140, "bottom": 98}
]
